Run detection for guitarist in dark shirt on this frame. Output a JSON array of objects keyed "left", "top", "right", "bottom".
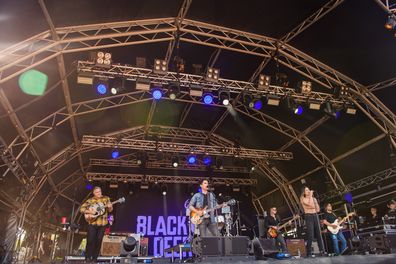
[
  {"left": 264, "top": 207, "right": 288, "bottom": 253},
  {"left": 322, "top": 203, "right": 347, "bottom": 255}
]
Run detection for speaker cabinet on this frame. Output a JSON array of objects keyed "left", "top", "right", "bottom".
[
  {"left": 252, "top": 237, "right": 277, "bottom": 258},
  {"left": 101, "top": 235, "right": 125, "bottom": 256},
  {"left": 223, "top": 236, "right": 250, "bottom": 256},
  {"left": 286, "top": 239, "right": 306, "bottom": 257}
]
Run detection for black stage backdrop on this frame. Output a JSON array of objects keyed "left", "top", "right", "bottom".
[{"left": 103, "top": 183, "right": 256, "bottom": 257}]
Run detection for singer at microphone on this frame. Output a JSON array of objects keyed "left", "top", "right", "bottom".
[{"left": 300, "top": 186, "right": 325, "bottom": 257}]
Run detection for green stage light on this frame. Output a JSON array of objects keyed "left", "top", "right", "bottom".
[{"left": 18, "top": 69, "right": 48, "bottom": 96}]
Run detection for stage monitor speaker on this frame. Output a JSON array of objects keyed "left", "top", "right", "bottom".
[
  {"left": 286, "top": 239, "right": 306, "bottom": 257},
  {"left": 223, "top": 236, "right": 250, "bottom": 256},
  {"left": 192, "top": 237, "right": 222, "bottom": 257},
  {"left": 101, "top": 235, "right": 125, "bottom": 256},
  {"left": 252, "top": 237, "right": 277, "bottom": 258}
]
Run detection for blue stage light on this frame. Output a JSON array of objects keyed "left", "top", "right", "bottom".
[
  {"left": 187, "top": 154, "right": 197, "bottom": 164},
  {"left": 152, "top": 88, "right": 162, "bottom": 100},
  {"left": 96, "top": 83, "right": 107, "bottom": 95},
  {"left": 294, "top": 105, "right": 303, "bottom": 115},
  {"left": 86, "top": 183, "right": 93, "bottom": 191},
  {"left": 203, "top": 93, "right": 214, "bottom": 105},
  {"left": 111, "top": 149, "right": 119, "bottom": 159},
  {"left": 253, "top": 99, "right": 263, "bottom": 110},
  {"left": 203, "top": 155, "right": 212, "bottom": 165}
]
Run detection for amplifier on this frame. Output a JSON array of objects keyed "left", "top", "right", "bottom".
[
  {"left": 101, "top": 235, "right": 126, "bottom": 256},
  {"left": 286, "top": 239, "right": 306, "bottom": 257}
]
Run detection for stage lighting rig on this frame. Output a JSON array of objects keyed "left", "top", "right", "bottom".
[
  {"left": 93, "top": 51, "right": 112, "bottom": 68},
  {"left": 136, "top": 78, "right": 151, "bottom": 91},
  {"left": 385, "top": 14, "right": 396, "bottom": 30},
  {"left": 153, "top": 59, "right": 168, "bottom": 74},
  {"left": 93, "top": 77, "right": 109, "bottom": 95},
  {"left": 323, "top": 101, "right": 340, "bottom": 119},
  {"left": 206, "top": 67, "right": 220, "bottom": 82},
  {"left": 266, "top": 94, "right": 280, "bottom": 106},
  {"left": 151, "top": 85, "right": 163, "bottom": 100},
  {"left": 258, "top": 74, "right": 271, "bottom": 90},
  {"left": 168, "top": 82, "right": 180, "bottom": 100},
  {"left": 298, "top": 80, "right": 312, "bottom": 94},
  {"left": 219, "top": 89, "right": 230, "bottom": 106},
  {"left": 203, "top": 91, "right": 214, "bottom": 105},
  {"left": 345, "top": 104, "right": 357, "bottom": 115},
  {"left": 334, "top": 86, "right": 350, "bottom": 98}
]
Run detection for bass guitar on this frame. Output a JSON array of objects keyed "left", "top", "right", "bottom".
[
  {"left": 84, "top": 197, "right": 125, "bottom": 224},
  {"left": 267, "top": 215, "right": 300, "bottom": 238},
  {"left": 190, "top": 199, "right": 236, "bottom": 225},
  {"left": 327, "top": 212, "right": 355, "bottom": 235}
]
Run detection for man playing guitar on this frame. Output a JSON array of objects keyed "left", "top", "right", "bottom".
[
  {"left": 80, "top": 186, "right": 113, "bottom": 262},
  {"left": 264, "top": 207, "right": 289, "bottom": 253},
  {"left": 322, "top": 203, "right": 348, "bottom": 255},
  {"left": 189, "top": 179, "right": 225, "bottom": 237}
]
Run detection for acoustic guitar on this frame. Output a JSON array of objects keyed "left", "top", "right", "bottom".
[{"left": 84, "top": 197, "right": 125, "bottom": 224}]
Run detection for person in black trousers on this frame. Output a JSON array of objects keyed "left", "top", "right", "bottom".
[{"left": 300, "top": 186, "right": 325, "bottom": 257}]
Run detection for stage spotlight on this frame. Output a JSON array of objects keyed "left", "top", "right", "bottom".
[
  {"left": 111, "top": 149, "right": 119, "bottom": 159},
  {"left": 258, "top": 74, "right": 271, "bottom": 89},
  {"left": 206, "top": 67, "right": 220, "bottom": 82},
  {"left": 252, "top": 98, "right": 263, "bottom": 110},
  {"left": 153, "top": 59, "right": 168, "bottom": 74},
  {"left": 286, "top": 96, "right": 302, "bottom": 115},
  {"left": 334, "top": 86, "right": 350, "bottom": 98},
  {"left": 189, "top": 83, "right": 203, "bottom": 97},
  {"left": 136, "top": 78, "right": 151, "bottom": 91},
  {"left": 93, "top": 51, "right": 112, "bottom": 67},
  {"left": 323, "top": 101, "right": 340, "bottom": 119},
  {"left": 242, "top": 92, "right": 253, "bottom": 107},
  {"left": 161, "top": 185, "right": 168, "bottom": 196},
  {"left": 140, "top": 182, "right": 149, "bottom": 190},
  {"left": 216, "top": 158, "right": 224, "bottom": 170},
  {"left": 385, "top": 15, "right": 396, "bottom": 30},
  {"left": 121, "top": 236, "right": 138, "bottom": 256},
  {"left": 345, "top": 105, "right": 357, "bottom": 115},
  {"left": 298, "top": 80, "right": 312, "bottom": 94},
  {"left": 94, "top": 78, "right": 109, "bottom": 95},
  {"left": 203, "top": 155, "right": 212, "bottom": 166},
  {"left": 77, "top": 73, "right": 93, "bottom": 85},
  {"left": 295, "top": 105, "right": 303, "bottom": 115},
  {"left": 266, "top": 94, "right": 280, "bottom": 106},
  {"left": 187, "top": 154, "right": 197, "bottom": 164},
  {"left": 151, "top": 87, "right": 163, "bottom": 100},
  {"left": 308, "top": 100, "right": 321, "bottom": 110},
  {"left": 219, "top": 89, "right": 230, "bottom": 106},
  {"left": 171, "top": 156, "right": 179, "bottom": 168},
  {"left": 110, "top": 78, "right": 124, "bottom": 95},
  {"left": 136, "top": 57, "right": 147, "bottom": 68},
  {"left": 203, "top": 92, "right": 214, "bottom": 105},
  {"left": 168, "top": 83, "right": 180, "bottom": 100}
]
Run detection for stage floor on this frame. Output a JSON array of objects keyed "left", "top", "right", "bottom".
[{"left": 63, "top": 254, "right": 396, "bottom": 264}]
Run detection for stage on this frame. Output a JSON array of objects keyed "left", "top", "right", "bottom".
[{"left": 62, "top": 254, "right": 396, "bottom": 264}]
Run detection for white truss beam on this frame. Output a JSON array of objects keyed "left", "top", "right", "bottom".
[
  {"left": 81, "top": 135, "right": 293, "bottom": 160},
  {"left": 86, "top": 172, "right": 257, "bottom": 186}
]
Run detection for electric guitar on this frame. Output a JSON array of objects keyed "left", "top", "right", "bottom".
[
  {"left": 267, "top": 215, "right": 300, "bottom": 238},
  {"left": 327, "top": 212, "right": 355, "bottom": 234},
  {"left": 84, "top": 197, "right": 125, "bottom": 224},
  {"left": 190, "top": 199, "right": 236, "bottom": 225}
]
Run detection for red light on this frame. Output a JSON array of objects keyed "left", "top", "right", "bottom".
[{"left": 61, "top": 217, "right": 67, "bottom": 225}]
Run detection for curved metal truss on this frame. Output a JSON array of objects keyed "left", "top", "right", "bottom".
[
  {"left": 1, "top": 15, "right": 395, "bottom": 216},
  {"left": 0, "top": 17, "right": 394, "bottom": 140}
]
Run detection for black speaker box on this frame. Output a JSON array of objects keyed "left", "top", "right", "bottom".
[
  {"left": 252, "top": 237, "right": 278, "bottom": 258},
  {"left": 193, "top": 236, "right": 250, "bottom": 257},
  {"left": 223, "top": 236, "right": 250, "bottom": 256}
]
